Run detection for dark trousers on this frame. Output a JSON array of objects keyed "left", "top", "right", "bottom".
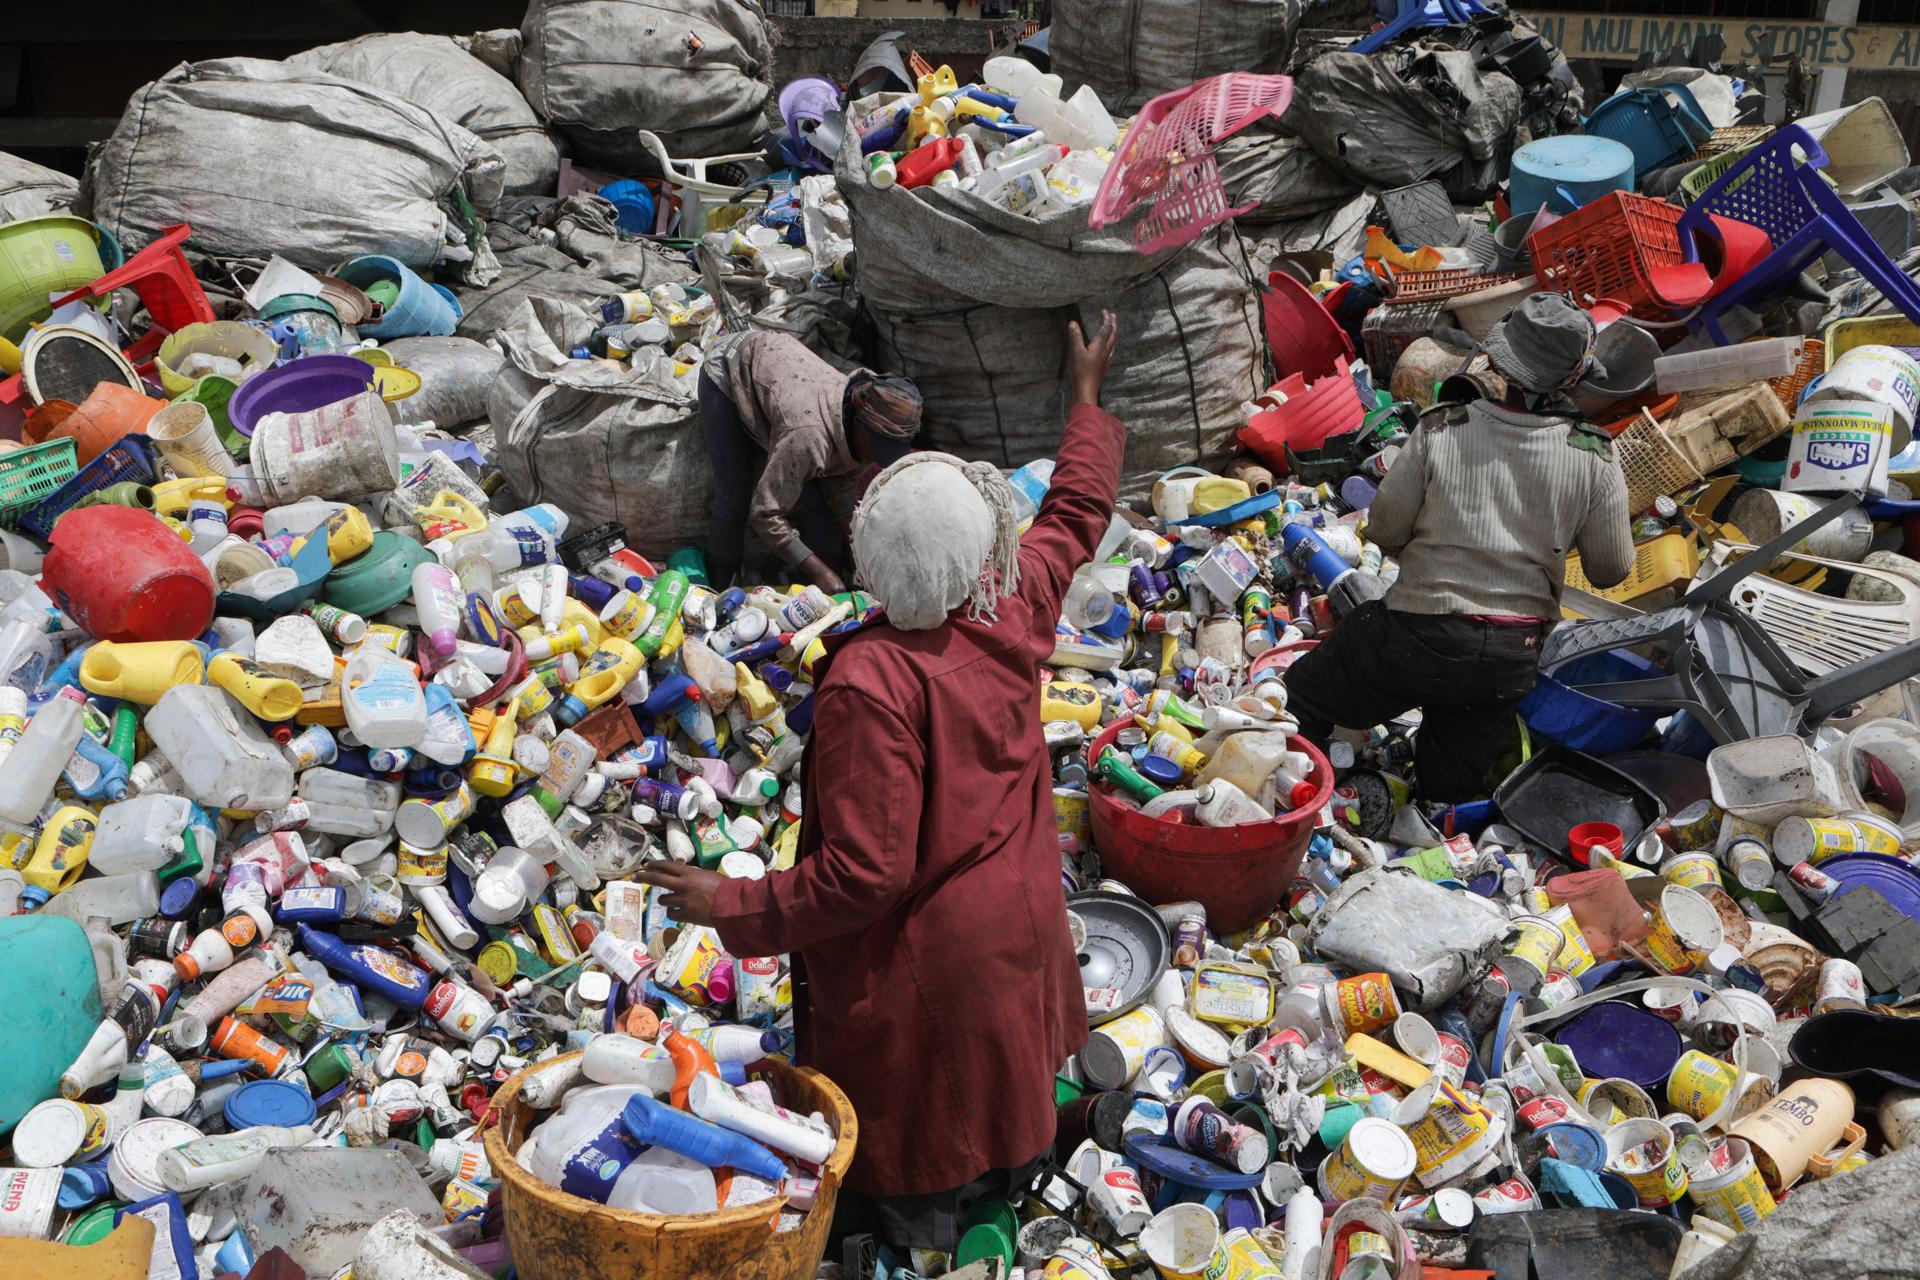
[
  {"left": 831, "top": 1155, "right": 1042, "bottom": 1256},
  {"left": 698, "top": 370, "right": 846, "bottom": 586},
  {"left": 1283, "top": 601, "right": 1544, "bottom": 803}
]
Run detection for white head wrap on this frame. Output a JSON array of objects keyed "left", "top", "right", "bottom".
[{"left": 851, "top": 452, "right": 1022, "bottom": 631}]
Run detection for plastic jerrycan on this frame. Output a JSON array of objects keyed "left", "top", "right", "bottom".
[
  {"left": 79, "top": 642, "right": 205, "bottom": 704},
  {"left": 207, "top": 654, "right": 304, "bottom": 721}
]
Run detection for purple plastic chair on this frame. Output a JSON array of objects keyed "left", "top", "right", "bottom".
[{"left": 1677, "top": 124, "right": 1920, "bottom": 344}]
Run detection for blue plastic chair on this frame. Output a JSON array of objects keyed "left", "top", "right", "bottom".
[
  {"left": 1353, "top": 0, "right": 1493, "bottom": 54},
  {"left": 1677, "top": 124, "right": 1920, "bottom": 344}
]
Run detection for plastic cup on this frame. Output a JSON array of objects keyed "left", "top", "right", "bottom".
[{"left": 148, "top": 400, "right": 239, "bottom": 477}]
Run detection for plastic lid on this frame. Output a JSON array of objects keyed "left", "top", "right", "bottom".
[
  {"left": 465, "top": 593, "right": 503, "bottom": 647},
  {"left": 14, "top": 1101, "right": 88, "bottom": 1167},
  {"left": 223, "top": 1079, "right": 318, "bottom": 1131},
  {"left": 1137, "top": 754, "right": 1183, "bottom": 786}
]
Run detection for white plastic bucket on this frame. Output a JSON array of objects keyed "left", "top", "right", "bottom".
[
  {"left": 1706, "top": 735, "right": 1845, "bottom": 825},
  {"left": 1782, "top": 398, "right": 1894, "bottom": 498},
  {"left": 1804, "top": 344, "right": 1920, "bottom": 449},
  {"left": 248, "top": 388, "right": 399, "bottom": 503},
  {"left": 1726, "top": 487, "right": 1872, "bottom": 561},
  {"left": 1826, "top": 717, "right": 1920, "bottom": 841}
]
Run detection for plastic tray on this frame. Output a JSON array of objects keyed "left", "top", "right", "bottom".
[
  {"left": 1823, "top": 315, "right": 1920, "bottom": 369},
  {"left": 19, "top": 434, "right": 161, "bottom": 540},
  {"left": 1492, "top": 745, "right": 1668, "bottom": 862},
  {"left": 1564, "top": 531, "right": 1697, "bottom": 608},
  {"left": 0, "top": 437, "right": 78, "bottom": 528}
]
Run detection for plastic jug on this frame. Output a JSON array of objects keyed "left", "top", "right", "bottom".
[
  {"left": 21, "top": 806, "right": 96, "bottom": 894},
  {"left": 144, "top": 685, "right": 295, "bottom": 811},
  {"left": 0, "top": 621, "right": 53, "bottom": 692},
  {"left": 43, "top": 506, "right": 217, "bottom": 643},
  {"left": 90, "top": 795, "right": 195, "bottom": 876},
  {"left": 341, "top": 647, "right": 428, "bottom": 749},
  {"left": 984, "top": 55, "right": 1063, "bottom": 102},
  {"left": 207, "top": 654, "right": 303, "bottom": 722},
  {"left": 0, "top": 686, "right": 89, "bottom": 826},
  {"left": 78, "top": 642, "right": 204, "bottom": 704},
  {"left": 297, "top": 768, "right": 403, "bottom": 813},
  {"left": 607, "top": 1146, "right": 720, "bottom": 1215},
  {"left": 1195, "top": 780, "right": 1271, "bottom": 827},
  {"left": 1196, "top": 732, "right": 1312, "bottom": 808},
  {"left": 37, "top": 873, "right": 160, "bottom": 927}
]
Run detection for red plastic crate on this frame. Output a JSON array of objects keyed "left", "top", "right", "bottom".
[{"left": 1527, "top": 192, "right": 1685, "bottom": 316}]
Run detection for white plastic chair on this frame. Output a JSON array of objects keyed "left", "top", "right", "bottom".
[{"left": 1705, "top": 540, "right": 1920, "bottom": 676}]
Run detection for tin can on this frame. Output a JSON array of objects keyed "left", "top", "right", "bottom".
[
  {"left": 1815, "top": 958, "right": 1867, "bottom": 1013},
  {"left": 1720, "top": 836, "right": 1775, "bottom": 891},
  {"left": 1433, "top": 1032, "right": 1472, "bottom": 1088},
  {"left": 1517, "top": 1095, "right": 1572, "bottom": 1131},
  {"left": 1472, "top": 1175, "right": 1539, "bottom": 1216},
  {"left": 1773, "top": 814, "right": 1901, "bottom": 864},
  {"left": 1318, "top": 1115, "right": 1416, "bottom": 1202},
  {"left": 1538, "top": 968, "right": 1582, "bottom": 1006},
  {"left": 1080, "top": 1006, "right": 1169, "bottom": 1090},
  {"left": 1786, "top": 860, "right": 1840, "bottom": 901},
  {"left": 1503, "top": 914, "right": 1563, "bottom": 979},
  {"left": 12, "top": 1099, "right": 110, "bottom": 1167},
  {"left": 1689, "top": 1136, "right": 1777, "bottom": 1231},
  {"left": 1605, "top": 1117, "right": 1689, "bottom": 1207},
  {"left": 0, "top": 1168, "right": 60, "bottom": 1239},
  {"left": 477, "top": 940, "right": 519, "bottom": 986},
  {"left": 1667, "top": 799, "right": 1724, "bottom": 852},
  {"left": 395, "top": 840, "right": 449, "bottom": 887},
  {"left": 1541, "top": 905, "right": 1596, "bottom": 977},
  {"left": 1667, "top": 1050, "right": 1775, "bottom": 1123},
  {"left": 1643, "top": 885, "right": 1721, "bottom": 975},
  {"left": 1192, "top": 963, "right": 1275, "bottom": 1027},
  {"left": 1173, "top": 1097, "right": 1269, "bottom": 1174},
  {"left": 1392, "top": 1186, "right": 1475, "bottom": 1232},
  {"left": 1053, "top": 787, "right": 1091, "bottom": 845},
  {"left": 1326, "top": 971, "right": 1401, "bottom": 1038},
  {"left": 1398, "top": 1079, "right": 1501, "bottom": 1188},
  {"left": 1660, "top": 851, "right": 1722, "bottom": 891}
]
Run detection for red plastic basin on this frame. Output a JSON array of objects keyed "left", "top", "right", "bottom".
[{"left": 1086, "top": 719, "right": 1334, "bottom": 934}]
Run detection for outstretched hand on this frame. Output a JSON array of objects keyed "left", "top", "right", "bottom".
[
  {"left": 634, "top": 859, "right": 725, "bottom": 927},
  {"left": 1067, "top": 310, "right": 1119, "bottom": 407}
]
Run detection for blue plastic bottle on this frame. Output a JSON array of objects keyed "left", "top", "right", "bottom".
[
  {"left": 64, "top": 734, "right": 131, "bottom": 802},
  {"left": 295, "top": 925, "right": 431, "bottom": 1008},
  {"left": 620, "top": 1095, "right": 786, "bottom": 1183}
]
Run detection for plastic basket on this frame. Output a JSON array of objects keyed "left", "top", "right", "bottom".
[
  {"left": 1690, "top": 125, "right": 1774, "bottom": 161},
  {"left": 1823, "top": 316, "right": 1920, "bottom": 368},
  {"left": 1382, "top": 267, "right": 1530, "bottom": 306},
  {"left": 1614, "top": 409, "right": 1717, "bottom": 515},
  {"left": 1565, "top": 530, "right": 1699, "bottom": 606},
  {"left": 1528, "top": 192, "right": 1686, "bottom": 315},
  {"left": 0, "top": 438, "right": 78, "bottom": 528},
  {"left": 1362, "top": 301, "right": 1448, "bottom": 374},
  {"left": 20, "top": 434, "right": 161, "bottom": 540},
  {"left": 1769, "top": 338, "right": 1823, "bottom": 412}
]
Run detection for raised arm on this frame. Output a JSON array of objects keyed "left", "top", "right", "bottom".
[{"left": 1016, "top": 312, "right": 1125, "bottom": 629}]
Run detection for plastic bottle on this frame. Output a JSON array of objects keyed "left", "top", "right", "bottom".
[
  {"left": 1008, "top": 458, "right": 1055, "bottom": 526},
  {"left": 621, "top": 1094, "right": 787, "bottom": 1182},
  {"left": 555, "top": 638, "right": 643, "bottom": 726},
  {"left": 38, "top": 872, "right": 159, "bottom": 926},
  {"left": 686, "top": 1072, "right": 836, "bottom": 1165},
  {"left": 78, "top": 642, "right": 204, "bottom": 704},
  {"left": 1195, "top": 731, "right": 1303, "bottom": 798},
  {"left": 144, "top": 684, "right": 295, "bottom": 811},
  {"left": 411, "top": 563, "right": 463, "bottom": 663},
  {"left": 180, "top": 955, "right": 281, "bottom": 1025},
  {"left": 582, "top": 1034, "right": 679, "bottom": 1092},
  {"left": 468, "top": 846, "right": 551, "bottom": 925},
  {"left": 207, "top": 654, "right": 304, "bottom": 722},
  {"left": 89, "top": 795, "right": 195, "bottom": 875},
  {"left": 62, "top": 734, "right": 131, "bottom": 803},
  {"left": 341, "top": 647, "right": 429, "bottom": 749},
  {"left": 22, "top": 805, "right": 96, "bottom": 893},
  {"left": 0, "top": 686, "right": 88, "bottom": 825},
  {"left": 295, "top": 926, "right": 432, "bottom": 1008},
  {"left": 1195, "top": 780, "right": 1271, "bottom": 827},
  {"left": 983, "top": 55, "right": 1064, "bottom": 102},
  {"left": 895, "top": 137, "right": 966, "bottom": 190},
  {"left": 157, "top": 1124, "right": 317, "bottom": 1192},
  {"left": 607, "top": 1146, "right": 719, "bottom": 1215}
]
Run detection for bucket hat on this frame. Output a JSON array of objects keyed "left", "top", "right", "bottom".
[{"left": 1482, "top": 293, "right": 1604, "bottom": 393}]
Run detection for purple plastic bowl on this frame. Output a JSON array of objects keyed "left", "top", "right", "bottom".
[
  {"left": 225, "top": 355, "right": 378, "bottom": 438},
  {"left": 1551, "top": 998, "right": 1684, "bottom": 1090}
]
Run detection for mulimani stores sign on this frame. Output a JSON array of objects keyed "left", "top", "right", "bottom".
[{"left": 1522, "top": 12, "right": 1920, "bottom": 70}]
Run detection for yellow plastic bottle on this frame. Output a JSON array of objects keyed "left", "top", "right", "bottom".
[
  {"left": 320, "top": 506, "right": 376, "bottom": 563},
  {"left": 734, "top": 662, "right": 780, "bottom": 723},
  {"left": 917, "top": 64, "right": 958, "bottom": 103},
  {"left": 558, "top": 638, "right": 643, "bottom": 724},
  {"left": 23, "top": 805, "right": 96, "bottom": 893},
  {"left": 413, "top": 490, "right": 489, "bottom": 542},
  {"left": 468, "top": 696, "right": 521, "bottom": 797},
  {"left": 1040, "top": 679, "right": 1102, "bottom": 730},
  {"left": 151, "top": 476, "right": 230, "bottom": 518},
  {"left": 80, "top": 641, "right": 206, "bottom": 704},
  {"left": 559, "top": 598, "right": 607, "bottom": 651},
  {"left": 207, "top": 654, "right": 305, "bottom": 721}
]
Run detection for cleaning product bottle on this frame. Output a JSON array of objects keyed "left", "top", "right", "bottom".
[
  {"left": 1195, "top": 780, "right": 1271, "bottom": 827},
  {"left": 78, "top": 642, "right": 204, "bottom": 704},
  {"left": 663, "top": 1024, "right": 721, "bottom": 1109},
  {"left": 620, "top": 1094, "right": 787, "bottom": 1183},
  {"left": 294, "top": 925, "right": 432, "bottom": 1008},
  {"left": 555, "top": 638, "right": 643, "bottom": 726},
  {"left": 156, "top": 1124, "right": 318, "bottom": 1192},
  {"left": 23, "top": 805, "right": 97, "bottom": 894},
  {"left": 0, "top": 686, "right": 88, "bottom": 825},
  {"left": 207, "top": 654, "right": 303, "bottom": 721},
  {"left": 62, "top": 735, "right": 131, "bottom": 802},
  {"left": 341, "top": 647, "right": 428, "bottom": 749},
  {"left": 411, "top": 562, "right": 464, "bottom": 663},
  {"left": 1094, "top": 749, "right": 1164, "bottom": 804}
]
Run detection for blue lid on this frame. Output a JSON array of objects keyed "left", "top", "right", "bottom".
[
  {"left": 1550, "top": 999, "right": 1683, "bottom": 1089},
  {"left": 1137, "top": 754, "right": 1183, "bottom": 786},
  {"left": 1819, "top": 853, "right": 1920, "bottom": 921},
  {"left": 224, "top": 1078, "right": 318, "bottom": 1131},
  {"left": 159, "top": 878, "right": 201, "bottom": 919},
  {"left": 465, "top": 593, "right": 503, "bottom": 647},
  {"left": 1537, "top": 1121, "right": 1606, "bottom": 1171}
]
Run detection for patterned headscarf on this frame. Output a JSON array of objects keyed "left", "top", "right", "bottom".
[
  {"left": 851, "top": 451, "right": 1022, "bottom": 631},
  {"left": 847, "top": 371, "right": 924, "bottom": 440}
]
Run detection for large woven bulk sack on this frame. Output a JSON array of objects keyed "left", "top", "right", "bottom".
[
  {"left": 86, "top": 59, "right": 505, "bottom": 278},
  {"left": 286, "top": 33, "right": 559, "bottom": 197},
  {"left": 0, "top": 151, "right": 78, "bottom": 221},
  {"left": 836, "top": 124, "right": 1263, "bottom": 507},
  {"left": 518, "top": 0, "right": 772, "bottom": 170},
  {"left": 1052, "top": 0, "right": 1310, "bottom": 116},
  {"left": 489, "top": 298, "right": 709, "bottom": 559}
]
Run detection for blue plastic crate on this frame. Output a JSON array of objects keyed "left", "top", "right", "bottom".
[{"left": 21, "top": 433, "right": 161, "bottom": 540}]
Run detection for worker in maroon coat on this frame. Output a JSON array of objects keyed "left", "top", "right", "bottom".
[{"left": 639, "top": 314, "right": 1124, "bottom": 1250}]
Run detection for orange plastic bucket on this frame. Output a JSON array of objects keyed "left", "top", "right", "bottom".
[
  {"left": 1087, "top": 720, "right": 1333, "bottom": 933},
  {"left": 30, "top": 384, "right": 163, "bottom": 463}
]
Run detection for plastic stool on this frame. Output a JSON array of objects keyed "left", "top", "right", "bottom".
[{"left": 46, "top": 225, "right": 214, "bottom": 366}]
